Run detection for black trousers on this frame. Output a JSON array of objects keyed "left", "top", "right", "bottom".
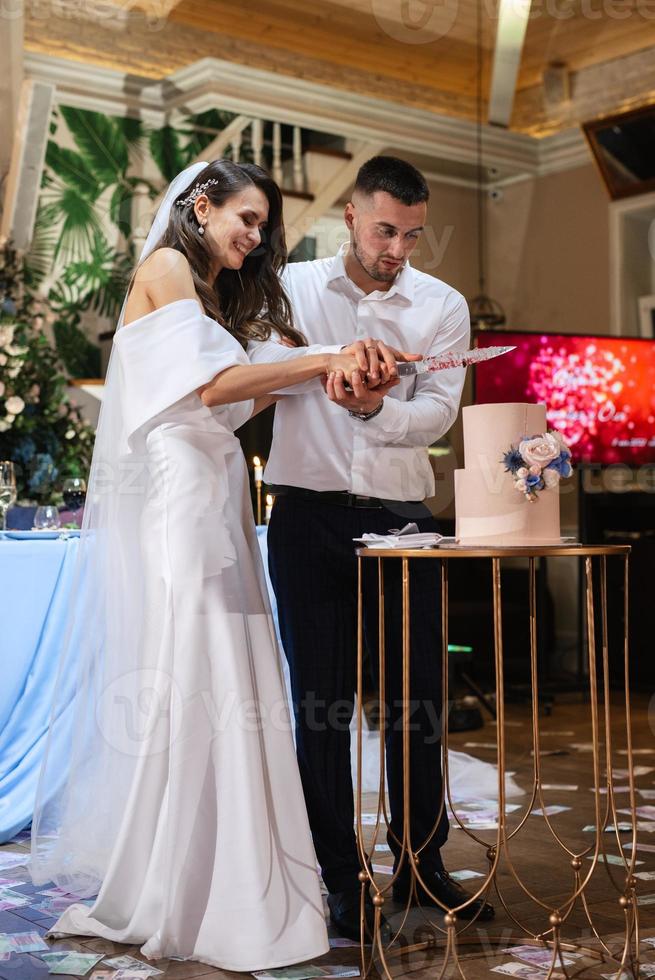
[{"left": 267, "top": 495, "right": 449, "bottom": 894}]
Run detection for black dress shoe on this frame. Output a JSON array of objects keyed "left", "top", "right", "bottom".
[
  {"left": 327, "top": 886, "right": 392, "bottom": 943},
  {"left": 392, "top": 869, "right": 495, "bottom": 921}
]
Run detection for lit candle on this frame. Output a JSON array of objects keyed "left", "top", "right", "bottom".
[
  {"left": 265, "top": 494, "right": 273, "bottom": 523},
  {"left": 253, "top": 456, "right": 263, "bottom": 484}
]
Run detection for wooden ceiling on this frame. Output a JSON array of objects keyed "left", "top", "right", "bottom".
[{"left": 24, "top": 0, "right": 655, "bottom": 134}]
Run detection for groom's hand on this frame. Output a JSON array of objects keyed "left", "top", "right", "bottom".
[
  {"left": 341, "top": 338, "right": 421, "bottom": 386},
  {"left": 325, "top": 369, "right": 399, "bottom": 413}
]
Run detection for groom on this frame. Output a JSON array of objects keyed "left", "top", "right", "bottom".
[{"left": 249, "top": 156, "right": 494, "bottom": 939}]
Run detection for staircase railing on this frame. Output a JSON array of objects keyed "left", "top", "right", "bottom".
[{"left": 190, "top": 117, "right": 308, "bottom": 195}]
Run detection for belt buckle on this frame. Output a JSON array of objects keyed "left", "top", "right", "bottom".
[{"left": 352, "top": 494, "right": 375, "bottom": 507}]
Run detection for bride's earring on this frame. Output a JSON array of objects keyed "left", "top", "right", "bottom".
[
  {"left": 198, "top": 221, "right": 205, "bottom": 236},
  {"left": 237, "top": 269, "right": 244, "bottom": 290}
]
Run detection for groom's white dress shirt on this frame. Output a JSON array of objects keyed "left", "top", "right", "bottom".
[{"left": 247, "top": 247, "right": 470, "bottom": 502}]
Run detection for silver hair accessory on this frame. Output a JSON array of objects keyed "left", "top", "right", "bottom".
[{"left": 175, "top": 178, "right": 220, "bottom": 208}]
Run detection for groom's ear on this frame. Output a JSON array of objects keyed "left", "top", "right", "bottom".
[{"left": 344, "top": 201, "right": 355, "bottom": 231}]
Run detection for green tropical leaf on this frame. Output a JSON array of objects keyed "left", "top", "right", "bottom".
[
  {"left": 61, "top": 233, "right": 133, "bottom": 319},
  {"left": 45, "top": 142, "right": 99, "bottom": 198},
  {"left": 53, "top": 317, "right": 101, "bottom": 377},
  {"left": 24, "top": 205, "right": 58, "bottom": 285},
  {"left": 110, "top": 181, "right": 134, "bottom": 237},
  {"left": 116, "top": 115, "right": 147, "bottom": 164},
  {"left": 48, "top": 276, "right": 80, "bottom": 313},
  {"left": 116, "top": 116, "right": 144, "bottom": 146},
  {"left": 149, "top": 125, "right": 187, "bottom": 181},
  {"left": 41, "top": 185, "right": 101, "bottom": 263},
  {"left": 60, "top": 106, "right": 128, "bottom": 186}
]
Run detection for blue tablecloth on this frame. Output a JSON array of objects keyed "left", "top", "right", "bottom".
[
  {"left": 0, "top": 536, "right": 82, "bottom": 842},
  {"left": 0, "top": 529, "right": 275, "bottom": 843}
]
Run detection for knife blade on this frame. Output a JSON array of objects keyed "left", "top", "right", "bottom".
[{"left": 396, "top": 344, "right": 516, "bottom": 377}]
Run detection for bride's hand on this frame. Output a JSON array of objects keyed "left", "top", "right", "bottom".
[
  {"left": 326, "top": 350, "right": 367, "bottom": 385},
  {"left": 341, "top": 338, "right": 422, "bottom": 386}
]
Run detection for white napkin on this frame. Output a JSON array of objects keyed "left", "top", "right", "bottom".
[{"left": 354, "top": 522, "right": 456, "bottom": 549}]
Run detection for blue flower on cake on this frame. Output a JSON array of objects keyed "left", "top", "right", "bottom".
[{"left": 503, "top": 429, "right": 573, "bottom": 502}]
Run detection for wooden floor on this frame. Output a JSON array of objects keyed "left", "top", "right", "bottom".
[{"left": 2, "top": 694, "right": 655, "bottom": 979}]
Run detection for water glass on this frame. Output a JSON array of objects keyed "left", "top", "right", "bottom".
[
  {"left": 34, "top": 505, "right": 61, "bottom": 531},
  {"left": 0, "top": 461, "right": 17, "bottom": 532}
]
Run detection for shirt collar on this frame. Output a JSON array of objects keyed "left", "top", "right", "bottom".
[{"left": 327, "top": 243, "right": 415, "bottom": 303}]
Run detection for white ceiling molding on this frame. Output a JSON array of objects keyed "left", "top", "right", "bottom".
[
  {"left": 25, "top": 52, "right": 592, "bottom": 182},
  {"left": 487, "top": 0, "right": 532, "bottom": 128},
  {"left": 536, "top": 128, "right": 591, "bottom": 177}
]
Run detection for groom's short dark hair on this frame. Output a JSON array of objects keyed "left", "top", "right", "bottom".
[{"left": 354, "top": 156, "right": 430, "bottom": 206}]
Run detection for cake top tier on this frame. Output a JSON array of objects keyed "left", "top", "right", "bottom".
[{"left": 462, "top": 402, "right": 548, "bottom": 470}]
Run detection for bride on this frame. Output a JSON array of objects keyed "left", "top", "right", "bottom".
[{"left": 29, "top": 159, "right": 402, "bottom": 970}]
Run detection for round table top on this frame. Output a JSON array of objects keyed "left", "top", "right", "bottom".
[{"left": 355, "top": 543, "right": 631, "bottom": 559}]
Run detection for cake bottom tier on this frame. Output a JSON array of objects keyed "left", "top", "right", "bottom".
[{"left": 454, "top": 468, "right": 561, "bottom": 545}]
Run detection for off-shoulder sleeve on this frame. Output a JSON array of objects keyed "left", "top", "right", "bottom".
[{"left": 113, "top": 299, "right": 248, "bottom": 451}]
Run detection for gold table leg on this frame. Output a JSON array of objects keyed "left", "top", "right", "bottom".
[{"left": 354, "top": 552, "right": 639, "bottom": 979}]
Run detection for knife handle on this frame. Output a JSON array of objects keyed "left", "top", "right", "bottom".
[{"left": 396, "top": 361, "right": 420, "bottom": 377}]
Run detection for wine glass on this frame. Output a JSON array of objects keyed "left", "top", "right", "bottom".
[
  {"left": 62, "top": 477, "right": 87, "bottom": 527},
  {"left": 33, "top": 505, "right": 61, "bottom": 531},
  {"left": 0, "top": 461, "right": 17, "bottom": 532}
]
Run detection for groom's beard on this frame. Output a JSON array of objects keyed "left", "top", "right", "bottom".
[{"left": 351, "top": 235, "right": 401, "bottom": 283}]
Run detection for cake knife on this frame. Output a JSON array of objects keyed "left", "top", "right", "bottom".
[{"left": 395, "top": 344, "right": 516, "bottom": 377}]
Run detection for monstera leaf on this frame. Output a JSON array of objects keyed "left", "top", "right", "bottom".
[
  {"left": 52, "top": 316, "right": 101, "bottom": 378},
  {"left": 24, "top": 205, "right": 59, "bottom": 286},
  {"left": 116, "top": 115, "right": 145, "bottom": 150},
  {"left": 45, "top": 143, "right": 99, "bottom": 198},
  {"left": 60, "top": 107, "right": 129, "bottom": 186},
  {"left": 149, "top": 125, "right": 188, "bottom": 182},
  {"left": 62, "top": 235, "right": 132, "bottom": 316},
  {"left": 40, "top": 185, "right": 102, "bottom": 263},
  {"left": 54, "top": 233, "right": 133, "bottom": 320}
]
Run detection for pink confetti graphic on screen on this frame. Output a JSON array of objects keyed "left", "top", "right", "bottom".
[{"left": 475, "top": 332, "right": 655, "bottom": 465}]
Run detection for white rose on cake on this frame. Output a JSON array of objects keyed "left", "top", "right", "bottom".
[
  {"left": 518, "top": 433, "right": 561, "bottom": 468},
  {"left": 542, "top": 468, "right": 560, "bottom": 489}
]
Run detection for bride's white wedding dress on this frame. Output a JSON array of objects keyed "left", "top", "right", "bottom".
[{"left": 41, "top": 299, "right": 329, "bottom": 969}]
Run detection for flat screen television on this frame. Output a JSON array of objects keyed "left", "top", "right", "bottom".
[{"left": 474, "top": 331, "right": 655, "bottom": 465}]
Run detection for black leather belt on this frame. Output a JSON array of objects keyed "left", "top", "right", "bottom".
[{"left": 268, "top": 485, "right": 384, "bottom": 509}]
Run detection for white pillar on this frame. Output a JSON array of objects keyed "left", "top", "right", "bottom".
[
  {"left": 272, "top": 122, "right": 283, "bottom": 186},
  {"left": 231, "top": 131, "right": 242, "bottom": 163},
  {"left": 251, "top": 118, "right": 263, "bottom": 168},
  {"left": 0, "top": 8, "right": 25, "bottom": 205},
  {"left": 292, "top": 125, "right": 303, "bottom": 193}
]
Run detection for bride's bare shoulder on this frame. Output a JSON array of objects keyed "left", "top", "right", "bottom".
[
  {"left": 136, "top": 247, "right": 194, "bottom": 288},
  {"left": 123, "top": 249, "right": 198, "bottom": 324}
]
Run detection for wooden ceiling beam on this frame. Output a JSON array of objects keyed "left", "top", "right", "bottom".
[{"left": 169, "top": 0, "right": 487, "bottom": 95}]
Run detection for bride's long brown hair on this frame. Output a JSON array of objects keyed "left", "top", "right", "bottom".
[{"left": 146, "top": 159, "right": 306, "bottom": 349}]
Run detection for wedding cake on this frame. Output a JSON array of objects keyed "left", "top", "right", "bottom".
[{"left": 454, "top": 403, "right": 571, "bottom": 545}]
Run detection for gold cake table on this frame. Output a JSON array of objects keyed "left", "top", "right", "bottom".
[{"left": 354, "top": 544, "right": 638, "bottom": 980}]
